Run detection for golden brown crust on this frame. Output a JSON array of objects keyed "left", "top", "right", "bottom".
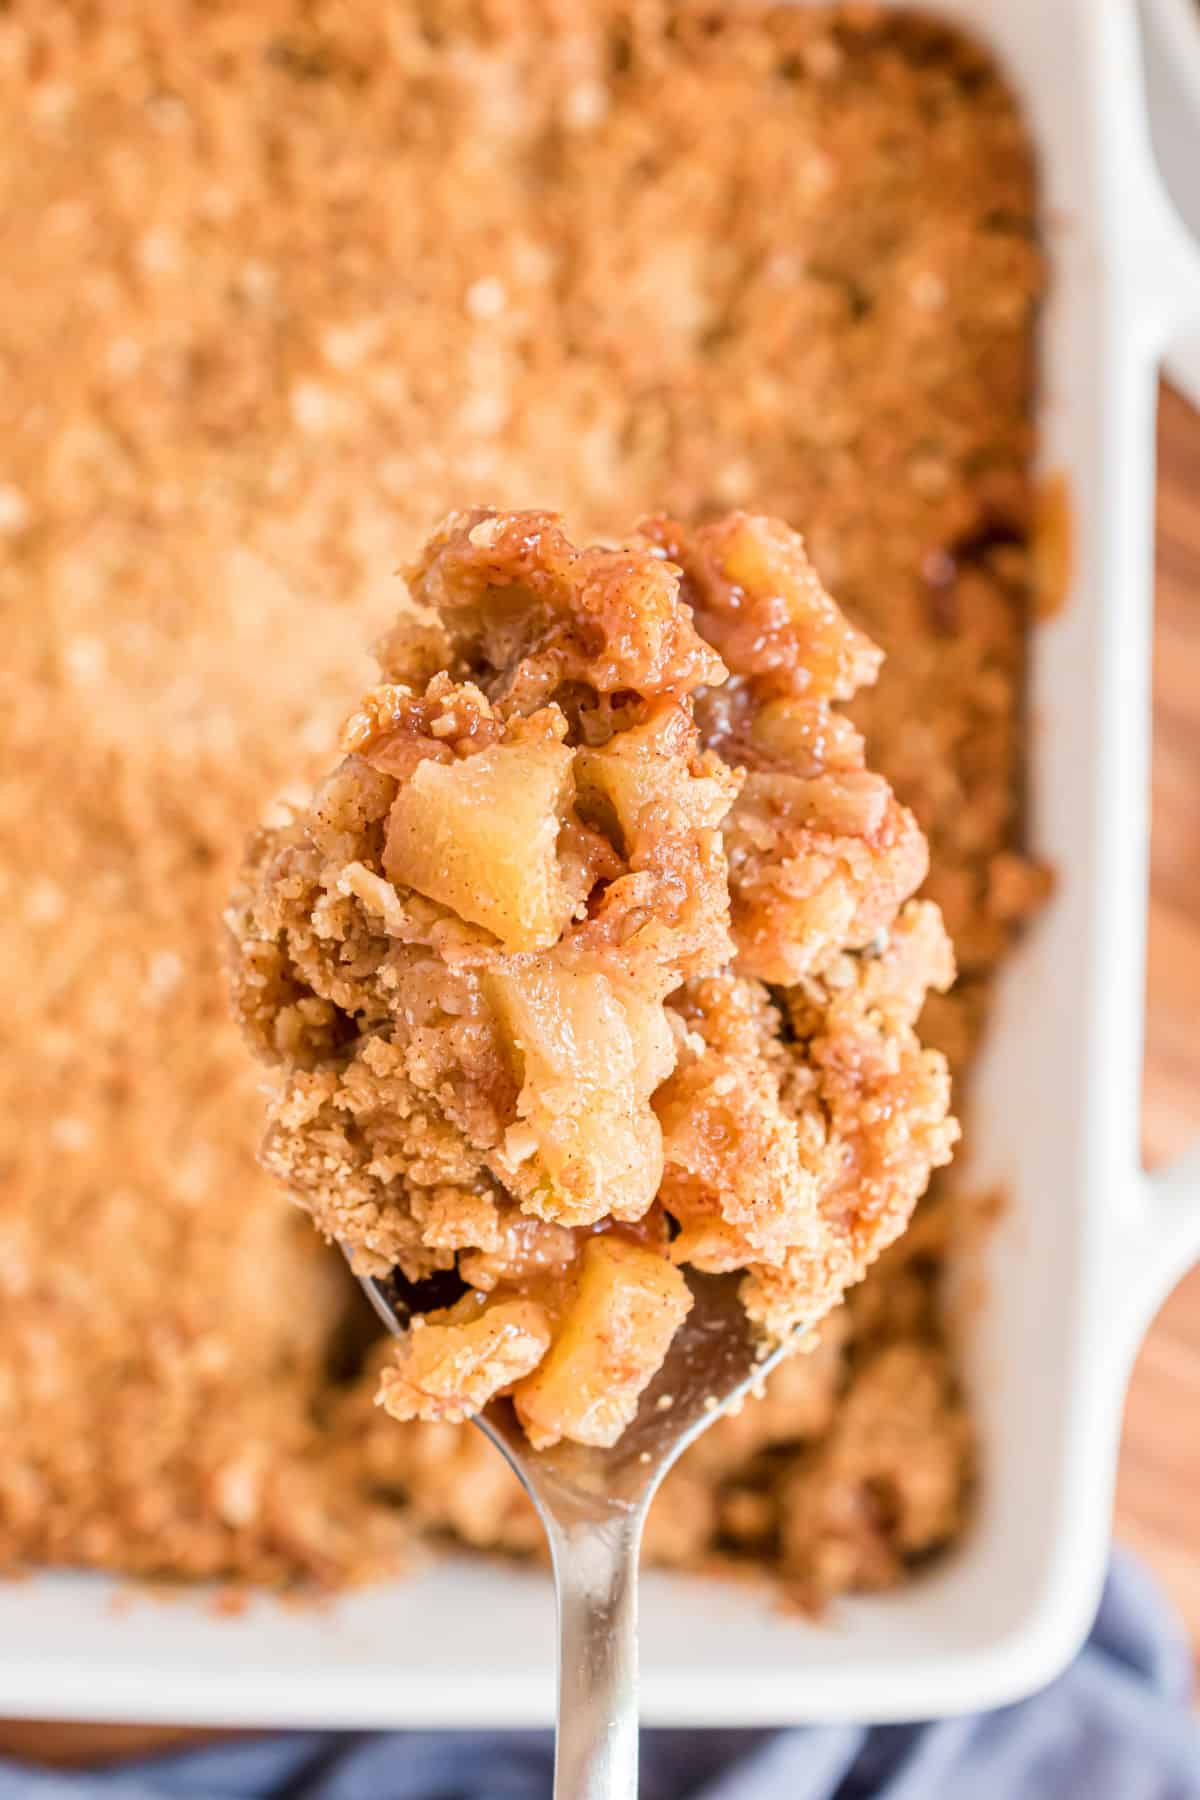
[
  {"left": 2, "top": 0, "right": 1035, "bottom": 1596},
  {"left": 779, "top": 1341, "right": 973, "bottom": 1607}
]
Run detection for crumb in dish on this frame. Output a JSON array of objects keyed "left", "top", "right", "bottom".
[
  {"left": 1, "top": 0, "right": 1041, "bottom": 1604},
  {"left": 228, "top": 508, "right": 959, "bottom": 1449}
]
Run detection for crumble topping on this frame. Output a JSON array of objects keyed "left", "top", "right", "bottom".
[{"left": 2, "top": 0, "right": 1040, "bottom": 1604}]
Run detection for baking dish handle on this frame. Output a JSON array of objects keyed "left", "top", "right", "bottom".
[
  {"left": 1127, "top": 1150, "right": 1200, "bottom": 1343},
  {"left": 1136, "top": 156, "right": 1200, "bottom": 406},
  {"left": 1137, "top": 0, "right": 1200, "bottom": 408}
]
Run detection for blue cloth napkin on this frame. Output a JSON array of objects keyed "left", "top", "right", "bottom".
[{"left": 2, "top": 1552, "right": 1195, "bottom": 1799}]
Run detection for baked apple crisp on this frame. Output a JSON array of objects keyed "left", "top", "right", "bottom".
[
  {"left": 229, "top": 509, "right": 958, "bottom": 1448},
  {"left": 2, "top": 0, "right": 1040, "bottom": 1602}
]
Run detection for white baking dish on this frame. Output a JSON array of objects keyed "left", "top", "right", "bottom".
[{"left": 6, "top": 0, "right": 1200, "bottom": 1730}]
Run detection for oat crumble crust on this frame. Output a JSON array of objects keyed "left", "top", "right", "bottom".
[{"left": 1, "top": 1, "right": 1042, "bottom": 1600}]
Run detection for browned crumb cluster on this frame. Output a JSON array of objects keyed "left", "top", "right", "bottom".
[
  {"left": 227, "top": 507, "right": 956, "bottom": 1447},
  {"left": 0, "top": 2, "right": 1040, "bottom": 1599}
]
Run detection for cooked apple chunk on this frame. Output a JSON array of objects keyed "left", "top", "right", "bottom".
[
  {"left": 487, "top": 957, "right": 675, "bottom": 1227},
  {"left": 383, "top": 737, "right": 578, "bottom": 952},
  {"left": 378, "top": 1295, "right": 552, "bottom": 1426},
  {"left": 574, "top": 702, "right": 731, "bottom": 857},
  {"left": 513, "top": 1236, "right": 692, "bottom": 1449}
]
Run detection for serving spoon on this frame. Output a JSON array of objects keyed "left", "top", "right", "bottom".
[{"left": 356, "top": 1261, "right": 800, "bottom": 1800}]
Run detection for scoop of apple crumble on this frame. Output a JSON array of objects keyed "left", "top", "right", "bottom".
[{"left": 228, "top": 508, "right": 958, "bottom": 1450}]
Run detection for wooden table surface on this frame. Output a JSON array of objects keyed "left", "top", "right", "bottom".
[
  {"left": 2, "top": 383, "right": 1198, "bottom": 1767},
  {"left": 1114, "top": 380, "right": 1200, "bottom": 1648}
]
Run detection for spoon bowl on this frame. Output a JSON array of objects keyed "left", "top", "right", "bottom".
[{"left": 356, "top": 1260, "right": 801, "bottom": 1798}]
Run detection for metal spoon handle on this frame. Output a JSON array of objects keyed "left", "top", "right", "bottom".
[{"left": 547, "top": 1509, "right": 643, "bottom": 1800}]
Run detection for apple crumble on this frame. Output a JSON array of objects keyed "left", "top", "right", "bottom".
[
  {"left": 228, "top": 509, "right": 957, "bottom": 1447},
  {"left": 1, "top": 1, "right": 1041, "bottom": 1599}
]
